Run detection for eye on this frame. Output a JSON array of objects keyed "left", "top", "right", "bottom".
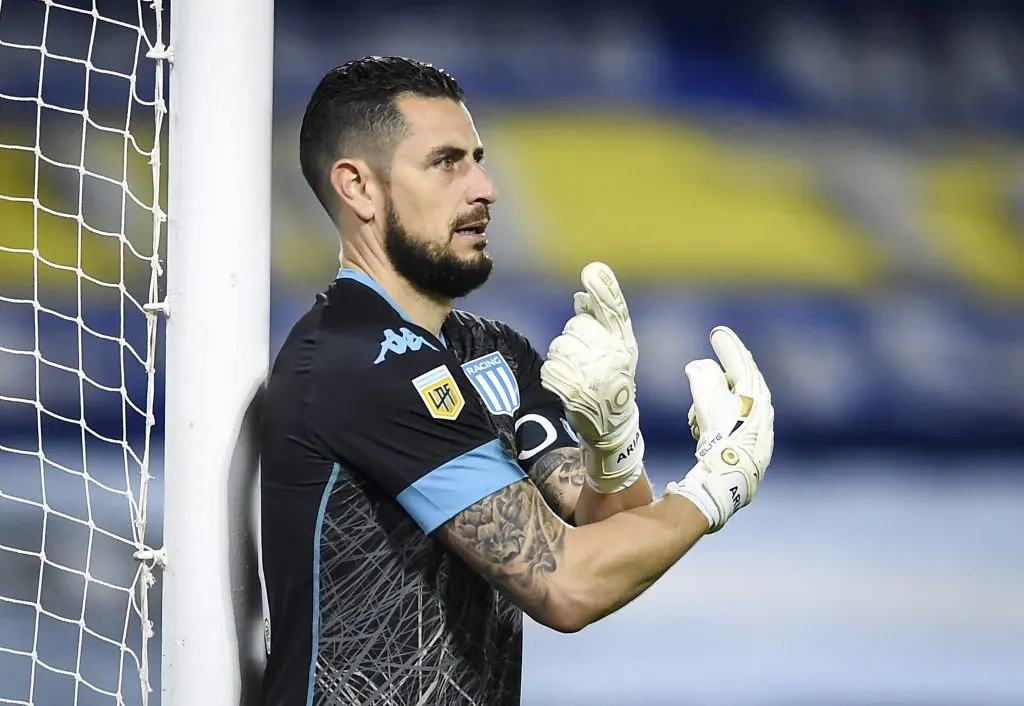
[{"left": 437, "top": 156, "right": 455, "bottom": 171}]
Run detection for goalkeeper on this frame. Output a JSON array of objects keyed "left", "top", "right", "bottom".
[{"left": 259, "top": 56, "right": 775, "bottom": 706}]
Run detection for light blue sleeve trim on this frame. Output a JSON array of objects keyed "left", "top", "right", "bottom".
[
  {"left": 306, "top": 462, "right": 342, "bottom": 705},
  {"left": 396, "top": 438, "right": 527, "bottom": 534}
]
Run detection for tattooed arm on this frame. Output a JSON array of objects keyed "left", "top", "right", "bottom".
[
  {"left": 525, "top": 447, "right": 585, "bottom": 523},
  {"left": 527, "top": 446, "right": 655, "bottom": 526},
  {"left": 435, "top": 477, "right": 708, "bottom": 633}
]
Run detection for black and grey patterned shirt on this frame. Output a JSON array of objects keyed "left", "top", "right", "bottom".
[{"left": 259, "top": 269, "right": 575, "bottom": 706}]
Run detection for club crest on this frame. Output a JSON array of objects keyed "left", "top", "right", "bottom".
[{"left": 460, "top": 352, "right": 520, "bottom": 416}]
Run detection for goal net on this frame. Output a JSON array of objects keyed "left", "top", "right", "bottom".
[{"left": 0, "top": 1, "right": 168, "bottom": 704}]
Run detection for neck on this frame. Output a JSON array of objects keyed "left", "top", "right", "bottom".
[{"left": 340, "top": 250, "right": 452, "bottom": 337}]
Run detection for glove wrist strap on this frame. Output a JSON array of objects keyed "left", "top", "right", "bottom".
[
  {"left": 664, "top": 467, "right": 722, "bottom": 532},
  {"left": 583, "top": 458, "right": 645, "bottom": 494},
  {"left": 580, "top": 426, "right": 645, "bottom": 494}
]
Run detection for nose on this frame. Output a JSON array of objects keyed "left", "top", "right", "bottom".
[{"left": 467, "top": 163, "right": 498, "bottom": 205}]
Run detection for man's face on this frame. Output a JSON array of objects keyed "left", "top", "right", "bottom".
[{"left": 382, "top": 96, "right": 498, "bottom": 300}]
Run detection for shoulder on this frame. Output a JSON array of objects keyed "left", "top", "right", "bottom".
[
  {"left": 445, "top": 310, "right": 547, "bottom": 393},
  {"left": 447, "top": 309, "right": 534, "bottom": 352},
  {"left": 447, "top": 308, "right": 509, "bottom": 336},
  {"left": 275, "top": 282, "right": 449, "bottom": 416},
  {"left": 316, "top": 326, "right": 450, "bottom": 406}
]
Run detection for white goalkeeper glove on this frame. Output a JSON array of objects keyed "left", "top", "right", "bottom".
[
  {"left": 664, "top": 326, "right": 775, "bottom": 532},
  {"left": 540, "top": 262, "right": 645, "bottom": 494}
]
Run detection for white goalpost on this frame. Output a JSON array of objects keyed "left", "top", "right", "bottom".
[
  {"left": 163, "top": 0, "right": 273, "bottom": 703},
  {"left": 0, "top": 0, "right": 273, "bottom": 704}
]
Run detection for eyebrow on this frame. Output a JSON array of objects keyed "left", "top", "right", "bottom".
[{"left": 424, "top": 145, "right": 485, "bottom": 165}]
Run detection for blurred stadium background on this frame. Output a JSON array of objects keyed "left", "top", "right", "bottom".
[{"left": 1, "top": 0, "right": 1023, "bottom": 703}]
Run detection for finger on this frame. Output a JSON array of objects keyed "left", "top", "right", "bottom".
[
  {"left": 580, "top": 262, "right": 631, "bottom": 339},
  {"left": 546, "top": 330, "right": 587, "bottom": 362},
  {"left": 561, "top": 312, "right": 609, "bottom": 349},
  {"left": 687, "top": 403, "right": 699, "bottom": 441},
  {"left": 540, "top": 351, "right": 602, "bottom": 427},
  {"left": 683, "top": 358, "right": 730, "bottom": 432},
  {"left": 540, "top": 350, "right": 584, "bottom": 399},
  {"left": 546, "top": 324, "right": 607, "bottom": 386},
  {"left": 709, "top": 326, "right": 759, "bottom": 398},
  {"left": 573, "top": 292, "right": 593, "bottom": 317},
  {"left": 540, "top": 356, "right": 575, "bottom": 395}
]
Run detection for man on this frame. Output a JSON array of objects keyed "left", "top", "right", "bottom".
[{"left": 259, "top": 56, "right": 775, "bottom": 706}]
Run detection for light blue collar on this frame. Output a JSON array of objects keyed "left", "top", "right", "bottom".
[
  {"left": 338, "top": 267, "right": 411, "bottom": 322},
  {"left": 337, "top": 268, "right": 447, "bottom": 347}
]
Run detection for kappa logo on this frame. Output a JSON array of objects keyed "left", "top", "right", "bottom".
[
  {"left": 374, "top": 327, "right": 437, "bottom": 365},
  {"left": 460, "top": 351, "right": 520, "bottom": 416},
  {"left": 412, "top": 365, "right": 465, "bottom": 420}
]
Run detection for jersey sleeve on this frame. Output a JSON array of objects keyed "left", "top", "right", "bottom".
[
  {"left": 501, "top": 325, "right": 579, "bottom": 468},
  {"left": 310, "top": 338, "right": 526, "bottom": 535}
]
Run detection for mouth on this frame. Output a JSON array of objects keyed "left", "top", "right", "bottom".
[{"left": 453, "top": 222, "right": 488, "bottom": 238}]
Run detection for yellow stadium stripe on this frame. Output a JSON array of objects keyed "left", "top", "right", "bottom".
[
  {"left": 493, "top": 113, "right": 885, "bottom": 288},
  {"left": 0, "top": 125, "right": 156, "bottom": 297},
  {"left": 920, "top": 150, "right": 1024, "bottom": 297}
]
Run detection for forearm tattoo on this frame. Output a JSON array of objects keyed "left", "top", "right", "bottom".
[
  {"left": 438, "top": 479, "right": 566, "bottom": 617},
  {"left": 529, "top": 447, "right": 585, "bottom": 522}
]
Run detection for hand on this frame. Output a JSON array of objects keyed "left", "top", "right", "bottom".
[
  {"left": 665, "top": 326, "right": 774, "bottom": 532},
  {"left": 540, "top": 262, "right": 645, "bottom": 494}
]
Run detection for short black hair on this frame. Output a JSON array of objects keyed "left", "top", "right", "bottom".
[{"left": 299, "top": 56, "right": 465, "bottom": 223}]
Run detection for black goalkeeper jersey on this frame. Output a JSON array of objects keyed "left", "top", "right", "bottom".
[{"left": 259, "top": 269, "right": 576, "bottom": 706}]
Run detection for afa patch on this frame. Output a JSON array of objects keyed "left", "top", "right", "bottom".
[
  {"left": 412, "top": 364, "right": 465, "bottom": 421},
  {"left": 460, "top": 351, "right": 520, "bottom": 416}
]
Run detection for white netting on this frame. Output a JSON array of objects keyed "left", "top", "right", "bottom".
[{"left": 0, "top": 0, "right": 167, "bottom": 704}]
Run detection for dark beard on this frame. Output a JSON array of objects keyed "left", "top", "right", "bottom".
[{"left": 383, "top": 202, "right": 493, "bottom": 300}]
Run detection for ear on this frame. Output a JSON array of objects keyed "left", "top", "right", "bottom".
[{"left": 330, "top": 158, "right": 377, "bottom": 223}]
